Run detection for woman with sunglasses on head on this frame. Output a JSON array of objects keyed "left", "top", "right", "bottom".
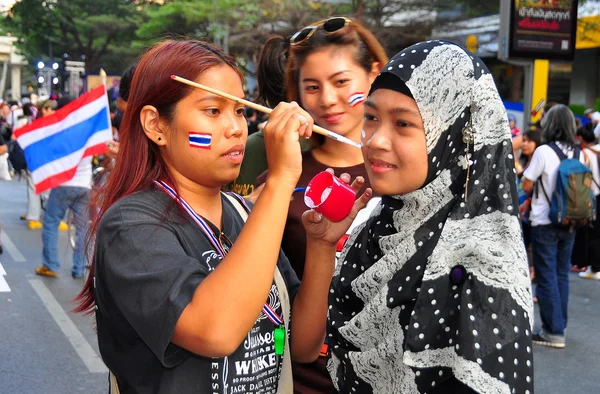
[
  {"left": 255, "top": 16, "right": 388, "bottom": 394},
  {"left": 75, "top": 39, "right": 370, "bottom": 394}
]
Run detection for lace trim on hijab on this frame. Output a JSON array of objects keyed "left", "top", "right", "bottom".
[
  {"left": 404, "top": 348, "right": 511, "bottom": 394},
  {"left": 405, "top": 45, "right": 474, "bottom": 154},
  {"left": 348, "top": 170, "right": 454, "bottom": 303},
  {"left": 426, "top": 211, "right": 533, "bottom": 328}
]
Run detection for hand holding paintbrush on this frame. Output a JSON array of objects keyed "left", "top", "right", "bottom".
[{"left": 171, "top": 75, "right": 361, "bottom": 149}]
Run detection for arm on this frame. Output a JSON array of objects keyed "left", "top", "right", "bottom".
[
  {"left": 290, "top": 239, "right": 336, "bottom": 362},
  {"left": 521, "top": 177, "right": 534, "bottom": 196},
  {"left": 172, "top": 102, "right": 315, "bottom": 357},
  {"left": 291, "top": 173, "right": 372, "bottom": 362}
]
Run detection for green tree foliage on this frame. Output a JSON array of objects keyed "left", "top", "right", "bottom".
[{"left": 3, "top": 0, "right": 143, "bottom": 73}]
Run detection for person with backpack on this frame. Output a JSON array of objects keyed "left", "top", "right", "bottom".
[
  {"left": 573, "top": 126, "right": 600, "bottom": 280},
  {"left": 521, "top": 104, "right": 599, "bottom": 348}
]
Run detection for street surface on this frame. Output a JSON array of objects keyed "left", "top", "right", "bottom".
[{"left": 0, "top": 177, "right": 598, "bottom": 393}]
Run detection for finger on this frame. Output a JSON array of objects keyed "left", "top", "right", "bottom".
[
  {"left": 297, "top": 122, "right": 309, "bottom": 139},
  {"left": 348, "top": 188, "right": 373, "bottom": 218},
  {"left": 349, "top": 176, "right": 365, "bottom": 193},
  {"left": 266, "top": 107, "right": 298, "bottom": 140},
  {"left": 296, "top": 107, "right": 314, "bottom": 139},
  {"left": 279, "top": 110, "right": 304, "bottom": 139},
  {"left": 264, "top": 102, "right": 296, "bottom": 134},
  {"left": 339, "top": 172, "right": 351, "bottom": 184}
]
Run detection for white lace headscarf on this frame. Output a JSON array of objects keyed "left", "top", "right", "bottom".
[{"left": 327, "top": 41, "right": 533, "bottom": 394}]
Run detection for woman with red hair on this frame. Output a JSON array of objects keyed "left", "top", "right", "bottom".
[{"left": 76, "top": 39, "right": 369, "bottom": 393}]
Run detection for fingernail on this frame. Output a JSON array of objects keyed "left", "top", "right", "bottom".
[
  {"left": 315, "top": 212, "right": 322, "bottom": 221},
  {"left": 298, "top": 115, "right": 308, "bottom": 123},
  {"left": 357, "top": 176, "right": 364, "bottom": 183}
]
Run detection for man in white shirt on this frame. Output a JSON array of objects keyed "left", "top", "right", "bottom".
[{"left": 521, "top": 105, "right": 595, "bottom": 349}]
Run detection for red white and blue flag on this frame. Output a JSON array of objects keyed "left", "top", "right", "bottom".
[
  {"left": 348, "top": 92, "right": 366, "bottom": 107},
  {"left": 189, "top": 132, "right": 212, "bottom": 149},
  {"left": 14, "top": 85, "right": 112, "bottom": 194}
]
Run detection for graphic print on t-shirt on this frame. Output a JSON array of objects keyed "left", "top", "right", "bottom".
[{"left": 210, "top": 276, "right": 283, "bottom": 394}]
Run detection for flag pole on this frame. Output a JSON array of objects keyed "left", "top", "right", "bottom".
[{"left": 99, "top": 68, "right": 113, "bottom": 147}]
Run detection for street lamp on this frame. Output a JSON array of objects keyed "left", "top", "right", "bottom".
[
  {"left": 37, "top": 61, "right": 45, "bottom": 69},
  {"left": 38, "top": 76, "right": 45, "bottom": 84},
  {"left": 52, "top": 77, "right": 59, "bottom": 85},
  {"left": 52, "top": 63, "right": 59, "bottom": 70}
]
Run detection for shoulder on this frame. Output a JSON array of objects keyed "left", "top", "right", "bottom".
[{"left": 100, "top": 188, "right": 176, "bottom": 232}]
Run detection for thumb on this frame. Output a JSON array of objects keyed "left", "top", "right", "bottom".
[{"left": 302, "top": 209, "right": 323, "bottom": 226}]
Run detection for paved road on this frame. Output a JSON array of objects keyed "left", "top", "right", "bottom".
[{"left": 0, "top": 177, "right": 598, "bottom": 393}]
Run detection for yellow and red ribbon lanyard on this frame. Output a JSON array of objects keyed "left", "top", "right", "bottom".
[{"left": 154, "top": 180, "right": 286, "bottom": 355}]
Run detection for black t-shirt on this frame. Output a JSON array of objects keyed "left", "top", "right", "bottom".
[
  {"left": 94, "top": 187, "right": 300, "bottom": 394},
  {"left": 0, "top": 132, "right": 5, "bottom": 146}
]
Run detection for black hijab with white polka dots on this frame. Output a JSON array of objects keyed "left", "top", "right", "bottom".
[{"left": 327, "top": 41, "right": 534, "bottom": 394}]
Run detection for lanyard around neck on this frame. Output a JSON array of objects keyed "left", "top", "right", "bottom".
[{"left": 153, "top": 180, "right": 284, "bottom": 326}]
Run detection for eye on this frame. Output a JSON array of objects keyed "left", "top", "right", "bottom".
[
  {"left": 336, "top": 79, "right": 350, "bottom": 86},
  {"left": 304, "top": 85, "right": 319, "bottom": 92},
  {"left": 364, "top": 113, "right": 377, "bottom": 122},
  {"left": 396, "top": 120, "right": 410, "bottom": 127},
  {"left": 236, "top": 107, "right": 245, "bottom": 116},
  {"left": 205, "top": 108, "right": 220, "bottom": 116}
]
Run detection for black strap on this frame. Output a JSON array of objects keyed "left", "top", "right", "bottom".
[
  {"left": 547, "top": 142, "right": 579, "bottom": 162},
  {"left": 537, "top": 177, "right": 551, "bottom": 205}
]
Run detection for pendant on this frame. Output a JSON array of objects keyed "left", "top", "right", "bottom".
[{"left": 274, "top": 325, "right": 285, "bottom": 355}]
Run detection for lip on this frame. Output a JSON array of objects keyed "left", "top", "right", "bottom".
[
  {"left": 322, "top": 112, "right": 344, "bottom": 124},
  {"left": 221, "top": 144, "right": 245, "bottom": 164},
  {"left": 369, "top": 158, "right": 397, "bottom": 175}
]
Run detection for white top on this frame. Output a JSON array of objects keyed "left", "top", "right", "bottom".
[
  {"left": 523, "top": 142, "right": 600, "bottom": 227},
  {"left": 62, "top": 156, "right": 92, "bottom": 189}
]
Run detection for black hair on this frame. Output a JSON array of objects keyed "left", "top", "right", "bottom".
[
  {"left": 244, "top": 107, "right": 256, "bottom": 118},
  {"left": 576, "top": 124, "right": 596, "bottom": 144},
  {"left": 119, "top": 64, "right": 137, "bottom": 103},
  {"left": 256, "top": 35, "right": 289, "bottom": 108}
]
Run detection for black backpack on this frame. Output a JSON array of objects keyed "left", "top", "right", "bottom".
[{"left": 7, "top": 140, "right": 27, "bottom": 172}]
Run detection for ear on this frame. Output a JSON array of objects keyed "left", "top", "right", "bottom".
[
  {"left": 140, "top": 105, "right": 167, "bottom": 146},
  {"left": 368, "top": 62, "right": 382, "bottom": 85}
]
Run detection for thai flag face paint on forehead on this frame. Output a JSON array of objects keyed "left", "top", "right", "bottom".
[
  {"left": 189, "top": 132, "right": 212, "bottom": 149},
  {"left": 348, "top": 92, "right": 366, "bottom": 107}
]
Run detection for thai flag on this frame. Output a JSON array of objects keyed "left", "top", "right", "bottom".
[
  {"left": 189, "top": 132, "right": 212, "bottom": 149},
  {"left": 14, "top": 85, "right": 112, "bottom": 194},
  {"left": 348, "top": 92, "right": 366, "bottom": 107}
]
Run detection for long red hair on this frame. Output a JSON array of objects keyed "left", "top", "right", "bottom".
[{"left": 75, "top": 39, "right": 243, "bottom": 314}]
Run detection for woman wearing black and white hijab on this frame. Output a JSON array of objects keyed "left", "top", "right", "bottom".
[{"left": 323, "top": 41, "right": 533, "bottom": 393}]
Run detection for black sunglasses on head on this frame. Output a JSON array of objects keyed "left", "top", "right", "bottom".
[{"left": 290, "top": 17, "right": 352, "bottom": 46}]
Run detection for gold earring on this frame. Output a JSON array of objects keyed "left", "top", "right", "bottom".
[{"left": 461, "top": 123, "right": 474, "bottom": 201}]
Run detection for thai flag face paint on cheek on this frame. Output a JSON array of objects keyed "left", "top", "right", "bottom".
[
  {"left": 348, "top": 92, "right": 366, "bottom": 107},
  {"left": 189, "top": 132, "right": 212, "bottom": 150}
]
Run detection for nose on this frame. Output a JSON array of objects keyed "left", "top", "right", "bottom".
[
  {"left": 319, "top": 85, "right": 338, "bottom": 108},
  {"left": 366, "top": 127, "right": 392, "bottom": 151},
  {"left": 224, "top": 111, "right": 245, "bottom": 139}
]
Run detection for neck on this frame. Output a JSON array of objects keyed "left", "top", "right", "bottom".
[
  {"left": 312, "top": 126, "right": 364, "bottom": 167},
  {"left": 168, "top": 171, "right": 223, "bottom": 229}
]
